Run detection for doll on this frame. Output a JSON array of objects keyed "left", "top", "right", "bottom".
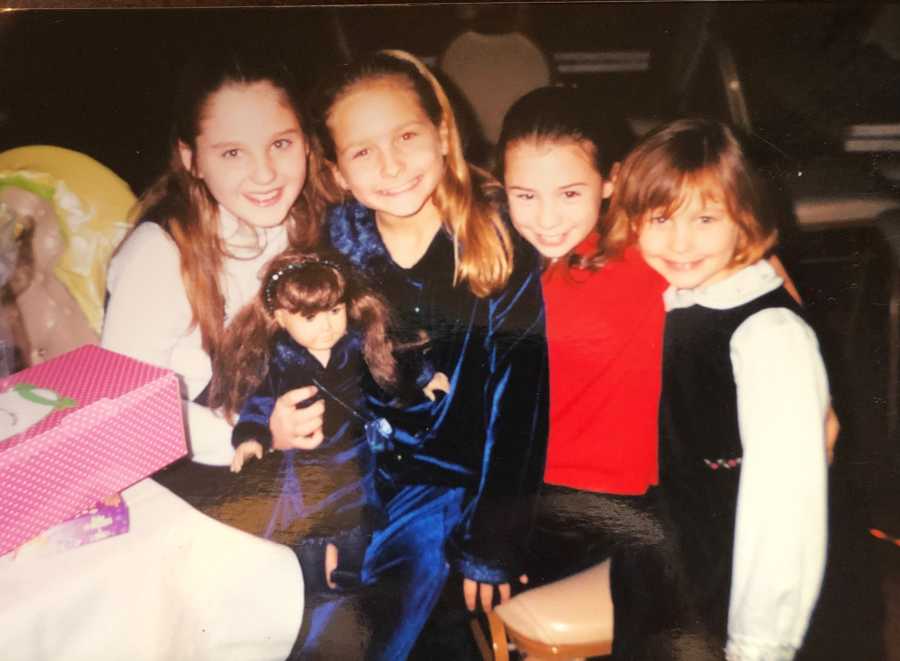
[
  {"left": 0, "top": 146, "right": 136, "bottom": 365},
  {"left": 0, "top": 183, "right": 97, "bottom": 365},
  {"left": 212, "top": 250, "right": 448, "bottom": 592}
]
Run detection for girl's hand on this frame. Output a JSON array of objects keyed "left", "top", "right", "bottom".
[
  {"left": 325, "top": 543, "right": 338, "bottom": 590},
  {"left": 422, "top": 371, "right": 450, "bottom": 401},
  {"left": 269, "top": 386, "right": 325, "bottom": 450},
  {"left": 462, "top": 574, "right": 528, "bottom": 612},
  {"left": 826, "top": 404, "right": 840, "bottom": 465},
  {"left": 230, "top": 440, "right": 263, "bottom": 473}
]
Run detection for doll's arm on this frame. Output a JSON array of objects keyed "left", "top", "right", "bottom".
[
  {"left": 230, "top": 440, "right": 264, "bottom": 473},
  {"left": 727, "top": 308, "right": 829, "bottom": 661},
  {"left": 233, "top": 367, "right": 285, "bottom": 451}
]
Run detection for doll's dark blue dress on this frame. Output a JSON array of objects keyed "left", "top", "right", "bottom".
[{"left": 232, "top": 329, "right": 384, "bottom": 592}]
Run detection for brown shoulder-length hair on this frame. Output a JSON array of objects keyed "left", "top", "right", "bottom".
[
  {"left": 209, "top": 250, "right": 397, "bottom": 420},
  {"left": 603, "top": 117, "right": 777, "bottom": 265},
  {"left": 311, "top": 49, "right": 513, "bottom": 298},
  {"left": 127, "top": 47, "right": 335, "bottom": 364}
]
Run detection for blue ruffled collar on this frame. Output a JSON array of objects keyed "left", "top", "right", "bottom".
[
  {"left": 328, "top": 201, "right": 392, "bottom": 274},
  {"left": 327, "top": 201, "right": 455, "bottom": 285}
]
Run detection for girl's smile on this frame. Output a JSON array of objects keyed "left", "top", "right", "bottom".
[
  {"left": 377, "top": 174, "right": 424, "bottom": 197},
  {"left": 328, "top": 80, "right": 448, "bottom": 228},
  {"left": 504, "top": 140, "right": 612, "bottom": 259},
  {"left": 244, "top": 188, "right": 284, "bottom": 207}
]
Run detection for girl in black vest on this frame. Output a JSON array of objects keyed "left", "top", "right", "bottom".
[{"left": 603, "top": 118, "right": 829, "bottom": 661}]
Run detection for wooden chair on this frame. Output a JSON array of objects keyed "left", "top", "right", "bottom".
[{"left": 471, "top": 560, "right": 613, "bottom": 661}]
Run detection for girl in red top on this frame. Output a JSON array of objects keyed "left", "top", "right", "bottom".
[
  {"left": 497, "top": 92, "right": 835, "bottom": 658},
  {"left": 496, "top": 87, "right": 667, "bottom": 595}
]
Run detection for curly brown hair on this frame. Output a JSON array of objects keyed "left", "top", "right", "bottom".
[{"left": 209, "top": 250, "right": 398, "bottom": 421}]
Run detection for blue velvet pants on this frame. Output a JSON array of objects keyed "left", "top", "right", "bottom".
[{"left": 361, "top": 484, "right": 467, "bottom": 661}]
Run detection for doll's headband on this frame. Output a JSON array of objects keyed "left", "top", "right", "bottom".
[{"left": 263, "top": 257, "right": 343, "bottom": 312}]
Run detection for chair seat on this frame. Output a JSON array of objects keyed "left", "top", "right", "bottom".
[{"left": 495, "top": 560, "right": 613, "bottom": 648}]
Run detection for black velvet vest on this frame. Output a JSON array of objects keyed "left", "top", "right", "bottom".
[{"left": 659, "top": 284, "right": 804, "bottom": 637}]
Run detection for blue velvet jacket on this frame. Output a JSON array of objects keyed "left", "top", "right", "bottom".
[
  {"left": 232, "top": 330, "right": 382, "bottom": 538},
  {"left": 328, "top": 201, "right": 550, "bottom": 580}
]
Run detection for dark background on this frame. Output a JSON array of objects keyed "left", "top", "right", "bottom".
[
  {"left": 2, "top": 4, "right": 899, "bottom": 659},
  {"left": 4, "top": 4, "right": 898, "bottom": 192}
]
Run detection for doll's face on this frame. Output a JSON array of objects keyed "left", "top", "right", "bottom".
[{"left": 274, "top": 303, "right": 348, "bottom": 359}]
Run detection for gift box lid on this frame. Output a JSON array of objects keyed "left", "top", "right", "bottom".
[{"left": 0, "top": 344, "right": 176, "bottom": 451}]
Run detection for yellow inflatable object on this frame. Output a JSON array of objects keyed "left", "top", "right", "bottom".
[{"left": 0, "top": 146, "right": 137, "bottom": 334}]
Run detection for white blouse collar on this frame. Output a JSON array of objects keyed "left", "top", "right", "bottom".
[{"left": 663, "top": 259, "right": 783, "bottom": 311}]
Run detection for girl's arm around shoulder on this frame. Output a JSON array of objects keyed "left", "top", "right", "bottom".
[
  {"left": 727, "top": 307, "right": 829, "bottom": 661},
  {"left": 453, "top": 234, "right": 550, "bottom": 583}
]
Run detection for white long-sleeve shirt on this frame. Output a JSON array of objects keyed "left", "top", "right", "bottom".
[
  {"left": 102, "top": 207, "right": 289, "bottom": 465},
  {"left": 664, "top": 260, "right": 829, "bottom": 661}
]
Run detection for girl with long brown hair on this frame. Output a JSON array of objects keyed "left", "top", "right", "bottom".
[
  {"left": 104, "top": 47, "right": 330, "bottom": 464},
  {"left": 100, "top": 47, "right": 330, "bottom": 657}
]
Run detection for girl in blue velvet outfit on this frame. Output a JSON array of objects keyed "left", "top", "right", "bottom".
[
  {"left": 269, "top": 50, "right": 550, "bottom": 659},
  {"left": 216, "top": 249, "right": 449, "bottom": 597}
]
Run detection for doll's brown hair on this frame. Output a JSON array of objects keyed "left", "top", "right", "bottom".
[
  {"left": 604, "top": 118, "right": 777, "bottom": 265},
  {"left": 209, "top": 250, "right": 397, "bottom": 420}
]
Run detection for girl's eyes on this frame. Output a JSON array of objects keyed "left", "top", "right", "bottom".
[
  {"left": 221, "top": 148, "right": 241, "bottom": 159},
  {"left": 331, "top": 305, "right": 344, "bottom": 316},
  {"left": 649, "top": 214, "right": 668, "bottom": 225},
  {"left": 272, "top": 138, "right": 292, "bottom": 150},
  {"left": 514, "top": 192, "right": 536, "bottom": 201},
  {"left": 351, "top": 148, "right": 370, "bottom": 160},
  {"left": 399, "top": 131, "right": 417, "bottom": 141},
  {"left": 698, "top": 215, "right": 717, "bottom": 224},
  {"left": 562, "top": 190, "right": 581, "bottom": 199}
]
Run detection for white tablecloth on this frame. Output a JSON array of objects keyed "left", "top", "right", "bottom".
[{"left": 0, "top": 478, "right": 304, "bottom": 661}]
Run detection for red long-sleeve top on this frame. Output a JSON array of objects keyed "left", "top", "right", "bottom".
[{"left": 541, "top": 236, "right": 666, "bottom": 495}]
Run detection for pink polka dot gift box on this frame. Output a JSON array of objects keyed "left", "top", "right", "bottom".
[{"left": 0, "top": 345, "right": 186, "bottom": 556}]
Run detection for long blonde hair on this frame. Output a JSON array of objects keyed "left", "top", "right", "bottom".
[
  {"left": 312, "top": 49, "right": 513, "bottom": 298},
  {"left": 129, "top": 48, "right": 333, "bottom": 362}
]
